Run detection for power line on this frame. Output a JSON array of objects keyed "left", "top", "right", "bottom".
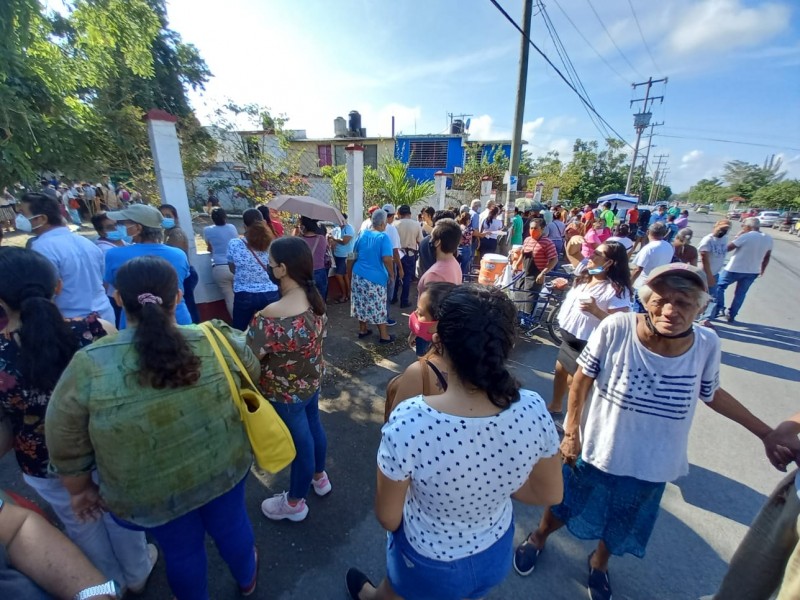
[
  {"left": 551, "top": 0, "right": 630, "bottom": 86},
  {"left": 626, "top": 0, "right": 662, "bottom": 75},
  {"left": 585, "top": 0, "right": 644, "bottom": 79},
  {"left": 663, "top": 126, "right": 799, "bottom": 144},
  {"left": 487, "top": 0, "right": 633, "bottom": 149},
  {"left": 656, "top": 133, "right": 800, "bottom": 152},
  {"left": 537, "top": 1, "right": 613, "bottom": 141}
]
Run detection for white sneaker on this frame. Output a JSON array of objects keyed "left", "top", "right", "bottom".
[
  {"left": 128, "top": 543, "right": 159, "bottom": 594},
  {"left": 312, "top": 472, "right": 332, "bottom": 497},
  {"left": 261, "top": 492, "right": 308, "bottom": 522}
]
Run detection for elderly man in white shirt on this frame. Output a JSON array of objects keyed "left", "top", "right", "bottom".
[{"left": 18, "top": 193, "right": 113, "bottom": 322}]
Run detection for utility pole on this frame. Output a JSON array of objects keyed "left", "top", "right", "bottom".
[
  {"left": 651, "top": 169, "right": 670, "bottom": 203},
  {"left": 648, "top": 154, "right": 669, "bottom": 203},
  {"left": 505, "top": 0, "right": 533, "bottom": 226},
  {"left": 637, "top": 121, "right": 663, "bottom": 195},
  {"left": 624, "top": 77, "right": 667, "bottom": 195}
]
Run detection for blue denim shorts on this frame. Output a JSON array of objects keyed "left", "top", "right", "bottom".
[{"left": 386, "top": 521, "right": 513, "bottom": 600}]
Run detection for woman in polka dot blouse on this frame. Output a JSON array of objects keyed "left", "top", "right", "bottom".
[{"left": 346, "top": 284, "right": 563, "bottom": 600}]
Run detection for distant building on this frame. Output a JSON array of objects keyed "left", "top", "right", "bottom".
[{"left": 395, "top": 134, "right": 522, "bottom": 184}]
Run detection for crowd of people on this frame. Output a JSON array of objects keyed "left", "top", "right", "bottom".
[{"left": 0, "top": 189, "right": 794, "bottom": 600}]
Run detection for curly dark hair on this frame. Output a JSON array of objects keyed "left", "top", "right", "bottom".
[
  {"left": 115, "top": 256, "right": 201, "bottom": 389},
  {"left": 436, "top": 284, "right": 520, "bottom": 409}
]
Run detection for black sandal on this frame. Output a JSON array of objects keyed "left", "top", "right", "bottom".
[
  {"left": 358, "top": 329, "right": 373, "bottom": 339},
  {"left": 345, "top": 568, "right": 374, "bottom": 600}
]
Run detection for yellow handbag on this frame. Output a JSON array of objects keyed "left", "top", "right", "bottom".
[{"left": 200, "top": 322, "right": 296, "bottom": 473}]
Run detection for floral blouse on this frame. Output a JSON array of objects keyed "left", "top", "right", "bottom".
[
  {"left": 246, "top": 308, "right": 327, "bottom": 404},
  {"left": 0, "top": 314, "right": 106, "bottom": 477},
  {"left": 460, "top": 223, "right": 473, "bottom": 246}
]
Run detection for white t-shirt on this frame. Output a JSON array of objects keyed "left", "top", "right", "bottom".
[
  {"left": 697, "top": 233, "right": 728, "bottom": 276},
  {"left": 378, "top": 391, "right": 559, "bottom": 561},
  {"left": 725, "top": 231, "right": 773, "bottom": 274},
  {"left": 385, "top": 223, "right": 402, "bottom": 257},
  {"left": 633, "top": 240, "right": 674, "bottom": 289},
  {"left": 360, "top": 219, "right": 372, "bottom": 233},
  {"left": 577, "top": 312, "right": 721, "bottom": 482},
  {"left": 607, "top": 235, "right": 633, "bottom": 252},
  {"left": 557, "top": 280, "right": 632, "bottom": 340}
]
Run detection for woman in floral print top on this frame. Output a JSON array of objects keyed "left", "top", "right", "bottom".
[
  {"left": 246, "top": 237, "right": 330, "bottom": 523},
  {"left": 0, "top": 247, "right": 153, "bottom": 590}
]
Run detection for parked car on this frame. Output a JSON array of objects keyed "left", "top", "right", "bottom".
[
  {"left": 756, "top": 211, "right": 781, "bottom": 227},
  {"left": 727, "top": 209, "right": 742, "bottom": 220},
  {"left": 775, "top": 211, "right": 800, "bottom": 231},
  {"left": 696, "top": 205, "right": 710, "bottom": 214}
]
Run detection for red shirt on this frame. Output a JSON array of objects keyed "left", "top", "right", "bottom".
[
  {"left": 522, "top": 236, "right": 557, "bottom": 271},
  {"left": 627, "top": 208, "right": 639, "bottom": 225},
  {"left": 271, "top": 219, "right": 285, "bottom": 237}
]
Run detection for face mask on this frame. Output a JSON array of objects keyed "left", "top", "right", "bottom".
[
  {"left": 161, "top": 218, "right": 175, "bottom": 229},
  {"left": 266, "top": 265, "right": 281, "bottom": 286},
  {"left": 587, "top": 266, "right": 605, "bottom": 275},
  {"left": 409, "top": 311, "right": 437, "bottom": 342},
  {"left": 116, "top": 224, "right": 133, "bottom": 244},
  {"left": 15, "top": 213, "right": 42, "bottom": 233},
  {"left": 106, "top": 229, "right": 124, "bottom": 242},
  {"left": 714, "top": 229, "right": 729, "bottom": 238},
  {"left": 530, "top": 230, "right": 542, "bottom": 240}
]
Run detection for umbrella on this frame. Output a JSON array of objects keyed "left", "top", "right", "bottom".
[
  {"left": 269, "top": 195, "right": 345, "bottom": 225},
  {"left": 515, "top": 198, "right": 545, "bottom": 212},
  {"left": 597, "top": 193, "right": 639, "bottom": 204}
]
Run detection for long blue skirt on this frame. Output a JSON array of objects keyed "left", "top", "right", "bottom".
[{"left": 551, "top": 457, "right": 666, "bottom": 557}]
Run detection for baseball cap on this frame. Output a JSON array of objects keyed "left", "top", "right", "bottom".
[
  {"left": 107, "top": 204, "right": 163, "bottom": 228},
  {"left": 397, "top": 204, "right": 412, "bottom": 215},
  {"left": 648, "top": 263, "right": 708, "bottom": 292},
  {"left": 382, "top": 204, "right": 396, "bottom": 215},
  {"left": 367, "top": 205, "right": 379, "bottom": 215}
]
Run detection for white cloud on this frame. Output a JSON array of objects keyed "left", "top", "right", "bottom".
[
  {"left": 466, "top": 115, "right": 544, "bottom": 142},
  {"left": 667, "top": 0, "right": 790, "bottom": 56}
]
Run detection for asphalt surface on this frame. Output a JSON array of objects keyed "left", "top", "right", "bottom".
[{"left": 1, "top": 211, "right": 797, "bottom": 599}]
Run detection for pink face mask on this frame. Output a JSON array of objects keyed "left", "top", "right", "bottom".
[{"left": 409, "top": 311, "right": 437, "bottom": 342}]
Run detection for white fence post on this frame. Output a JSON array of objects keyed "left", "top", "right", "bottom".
[
  {"left": 346, "top": 144, "right": 364, "bottom": 231},
  {"left": 434, "top": 171, "right": 448, "bottom": 210}
]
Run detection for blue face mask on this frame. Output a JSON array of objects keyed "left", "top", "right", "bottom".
[
  {"left": 114, "top": 224, "right": 133, "bottom": 244},
  {"left": 587, "top": 266, "right": 605, "bottom": 275},
  {"left": 106, "top": 229, "right": 124, "bottom": 242},
  {"left": 161, "top": 218, "right": 175, "bottom": 229}
]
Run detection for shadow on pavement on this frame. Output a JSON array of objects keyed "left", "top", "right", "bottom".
[
  {"left": 714, "top": 323, "right": 800, "bottom": 354},
  {"left": 674, "top": 464, "right": 767, "bottom": 527},
  {"left": 721, "top": 351, "right": 800, "bottom": 382}
]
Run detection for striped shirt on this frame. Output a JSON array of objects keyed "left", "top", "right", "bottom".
[{"left": 576, "top": 312, "right": 720, "bottom": 483}]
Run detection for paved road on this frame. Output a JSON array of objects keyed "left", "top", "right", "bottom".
[{"left": 1, "top": 212, "right": 796, "bottom": 599}]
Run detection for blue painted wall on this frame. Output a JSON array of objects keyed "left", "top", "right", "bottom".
[{"left": 395, "top": 136, "right": 515, "bottom": 184}]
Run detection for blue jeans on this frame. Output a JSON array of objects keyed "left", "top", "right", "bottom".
[
  {"left": 714, "top": 270, "right": 758, "bottom": 319},
  {"left": 393, "top": 254, "right": 417, "bottom": 306},
  {"left": 232, "top": 290, "right": 280, "bottom": 330},
  {"left": 272, "top": 391, "right": 327, "bottom": 500},
  {"left": 458, "top": 244, "right": 472, "bottom": 275},
  {"left": 140, "top": 477, "right": 255, "bottom": 600},
  {"left": 386, "top": 520, "right": 514, "bottom": 600},
  {"left": 313, "top": 267, "right": 329, "bottom": 302},
  {"left": 698, "top": 284, "right": 718, "bottom": 321}
]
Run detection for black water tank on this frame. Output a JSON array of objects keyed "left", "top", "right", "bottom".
[
  {"left": 451, "top": 119, "right": 464, "bottom": 134},
  {"left": 348, "top": 111, "right": 362, "bottom": 135}
]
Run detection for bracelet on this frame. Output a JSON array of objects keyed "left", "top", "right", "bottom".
[{"left": 73, "top": 580, "right": 120, "bottom": 600}]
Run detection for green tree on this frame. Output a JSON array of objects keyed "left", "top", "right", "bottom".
[
  {"left": 688, "top": 177, "right": 729, "bottom": 206},
  {"left": 722, "top": 157, "right": 785, "bottom": 199},
  {"left": 564, "top": 138, "right": 629, "bottom": 206},
  {"left": 751, "top": 180, "right": 800, "bottom": 210},
  {"left": 453, "top": 143, "right": 509, "bottom": 195}
]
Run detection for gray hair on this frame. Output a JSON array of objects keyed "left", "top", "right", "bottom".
[
  {"left": 639, "top": 275, "right": 710, "bottom": 310},
  {"left": 648, "top": 221, "right": 667, "bottom": 239},
  {"left": 371, "top": 208, "right": 387, "bottom": 227},
  {"left": 676, "top": 227, "right": 693, "bottom": 242},
  {"left": 471, "top": 199, "right": 481, "bottom": 210},
  {"left": 743, "top": 217, "right": 760, "bottom": 230}
]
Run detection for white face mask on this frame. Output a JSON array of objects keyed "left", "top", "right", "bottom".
[{"left": 16, "top": 213, "right": 43, "bottom": 233}]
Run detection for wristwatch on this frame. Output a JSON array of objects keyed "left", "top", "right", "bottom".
[{"left": 73, "top": 581, "right": 120, "bottom": 600}]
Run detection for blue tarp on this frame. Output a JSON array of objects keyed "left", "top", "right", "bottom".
[{"left": 597, "top": 193, "right": 639, "bottom": 204}]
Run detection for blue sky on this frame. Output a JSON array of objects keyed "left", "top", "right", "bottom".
[{"left": 164, "top": 0, "right": 800, "bottom": 192}]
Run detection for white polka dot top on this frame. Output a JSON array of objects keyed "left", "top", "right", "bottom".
[{"left": 378, "top": 389, "right": 559, "bottom": 561}]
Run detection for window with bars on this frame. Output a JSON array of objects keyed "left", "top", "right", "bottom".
[
  {"left": 318, "top": 145, "right": 332, "bottom": 167},
  {"left": 408, "top": 141, "right": 448, "bottom": 168}
]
